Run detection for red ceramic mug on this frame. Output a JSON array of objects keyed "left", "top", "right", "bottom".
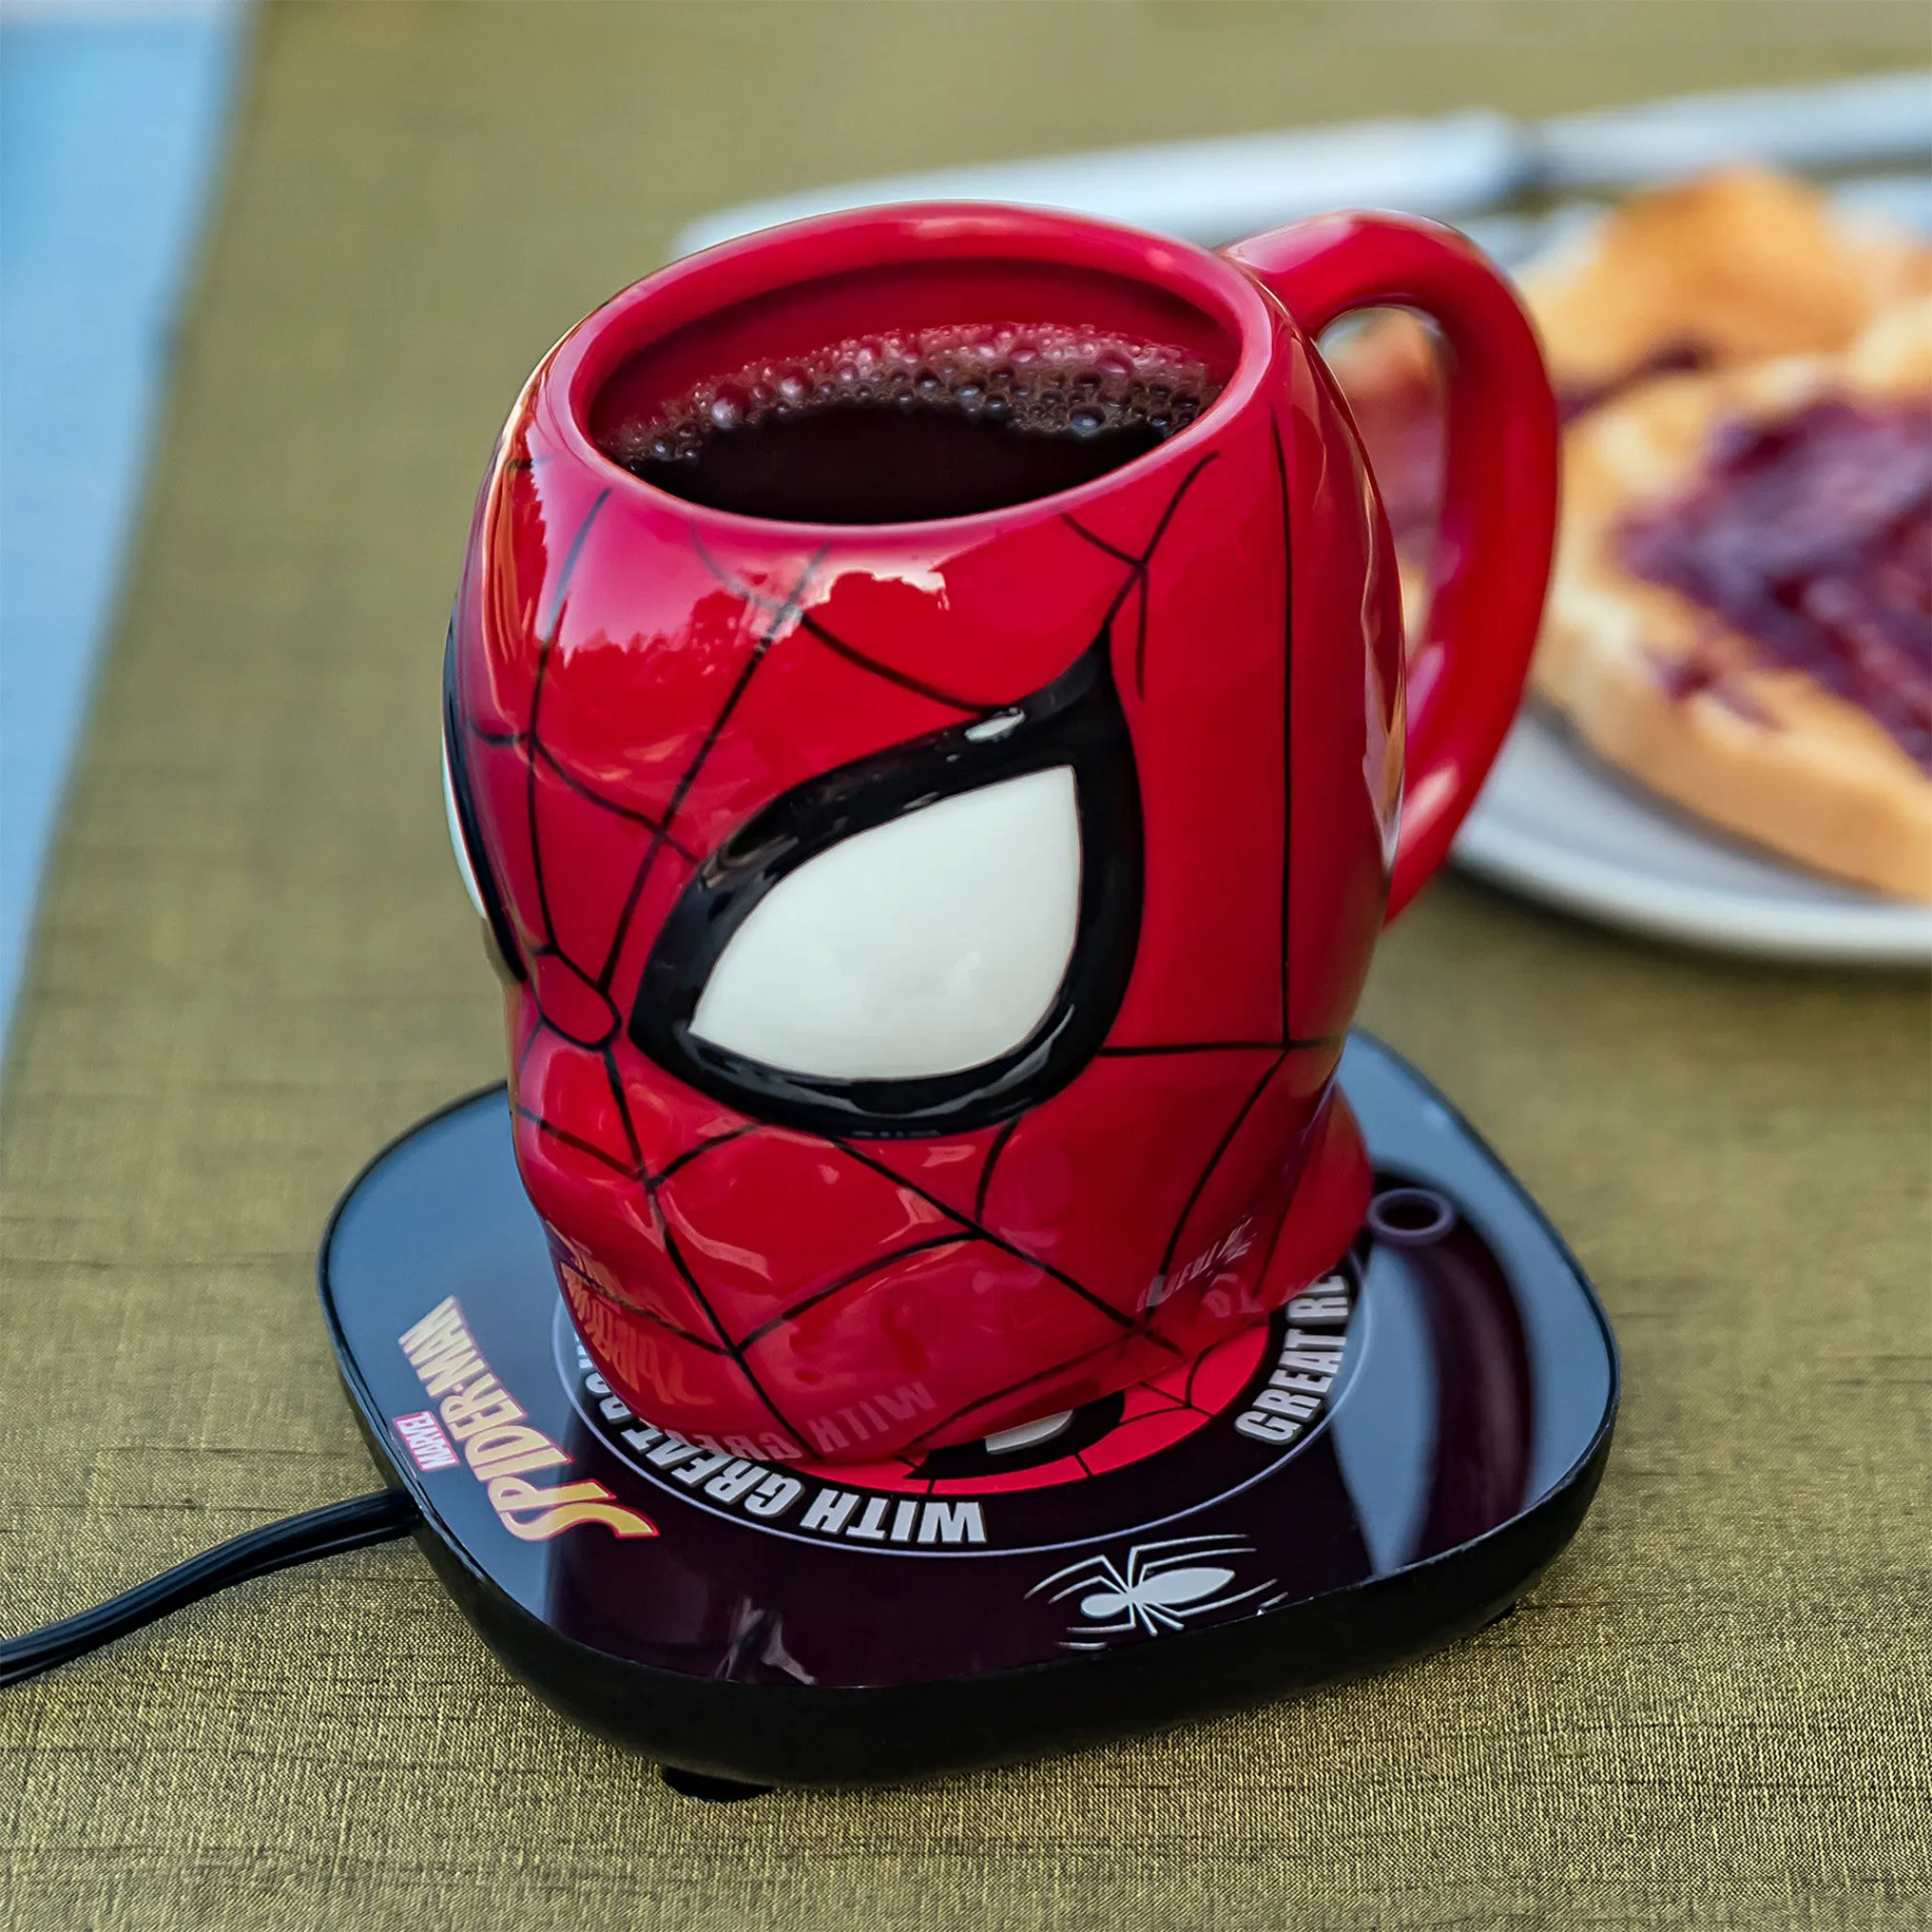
[{"left": 442, "top": 203, "right": 1557, "bottom": 1467}]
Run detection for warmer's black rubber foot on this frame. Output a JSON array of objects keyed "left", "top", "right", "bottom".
[{"left": 661, "top": 1766, "right": 773, "bottom": 1802}]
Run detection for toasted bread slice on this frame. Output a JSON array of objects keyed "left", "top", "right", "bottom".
[
  {"left": 1519, "top": 167, "right": 1932, "bottom": 403},
  {"left": 1542, "top": 301, "right": 1932, "bottom": 901}
]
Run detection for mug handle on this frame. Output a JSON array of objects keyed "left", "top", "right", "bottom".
[{"left": 1225, "top": 213, "right": 1558, "bottom": 920}]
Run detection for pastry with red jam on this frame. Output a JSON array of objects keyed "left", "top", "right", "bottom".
[
  {"left": 1520, "top": 166, "right": 1932, "bottom": 416},
  {"left": 1335, "top": 170, "right": 1932, "bottom": 613},
  {"left": 1544, "top": 301, "right": 1931, "bottom": 900},
  {"left": 1329, "top": 168, "right": 1932, "bottom": 898}
]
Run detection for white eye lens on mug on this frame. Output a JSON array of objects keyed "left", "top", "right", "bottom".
[
  {"left": 442, "top": 740, "right": 489, "bottom": 923},
  {"left": 689, "top": 766, "right": 1082, "bottom": 1081}
]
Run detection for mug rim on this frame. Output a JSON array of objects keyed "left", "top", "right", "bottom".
[{"left": 538, "top": 201, "right": 1282, "bottom": 543}]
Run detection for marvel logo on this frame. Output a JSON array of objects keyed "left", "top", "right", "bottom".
[{"left": 392, "top": 1409, "right": 459, "bottom": 1472}]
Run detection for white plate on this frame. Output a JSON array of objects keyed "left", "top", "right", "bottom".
[
  {"left": 1455, "top": 712, "right": 1932, "bottom": 966},
  {"left": 673, "top": 76, "right": 1932, "bottom": 965},
  {"left": 1454, "top": 167, "right": 1930, "bottom": 968}
]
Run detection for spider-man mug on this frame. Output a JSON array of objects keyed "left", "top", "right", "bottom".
[{"left": 441, "top": 203, "right": 1557, "bottom": 1466}]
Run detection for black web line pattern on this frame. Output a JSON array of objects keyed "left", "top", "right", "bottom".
[
  {"left": 1004, "top": 1328, "right": 1258, "bottom": 1481},
  {"left": 514, "top": 1103, "right": 637, "bottom": 1180},
  {"left": 650, "top": 1124, "right": 760, "bottom": 1189},
  {"left": 826, "top": 1138, "right": 1161, "bottom": 1341},
  {"left": 655, "top": 1212, "right": 813, "bottom": 1443},
  {"left": 1180, "top": 1342, "right": 1225, "bottom": 1413},
  {"left": 515, "top": 1018, "right": 547, "bottom": 1077},
  {"left": 864, "top": 1309, "right": 1271, "bottom": 1492},
  {"left": 974, "top": 1116, "right": 1023, "bottom": 1222},
  {"left": 469, "top": 469, "right": 1323, "bottom": 1454},
  {"left": 602, "top": 1052, "right": 644, "bottom": 1171},
  {"left": 917, "top": 1335, "right": 1135, "bottom": 1445},
  {"left": 593, "top": 546, "right": 830, "bottom": 997},
  {"left": 575, "top": 1257, "right": 730, "bottom": 1357},
  {"left": 693, "top": 528, "right": 998, "bottom": 718},
  {"left": 531, "top": 739, "right": 697, "bottom": 858},
  {"left": 1064, "top": 452, "right": 1217, "bottom": 696},
  {"left": 795, "top": 613, "right": 995, "bottom": 716},
  {"left": 734, "top": 1233, "right": 976, "bottom": 1351},
  {"left": 1156, "top": 1052, "right": 1288, "bottom": 1276}
]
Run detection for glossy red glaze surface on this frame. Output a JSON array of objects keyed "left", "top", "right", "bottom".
[
  {"left": 445, "top": 204, "right": 1555, "bottom": 1462},
  {"left": 1225, "top": 215, "right": 1558, "bottom": 914}
]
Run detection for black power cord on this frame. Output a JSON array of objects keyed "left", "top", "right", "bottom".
[{"left": 0, "top": 1489, "right": 421, "bottom": 1689}]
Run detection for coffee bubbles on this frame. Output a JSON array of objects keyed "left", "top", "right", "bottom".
[{"left": 604, "top": 323, "right": 1224, "bottom": 473}]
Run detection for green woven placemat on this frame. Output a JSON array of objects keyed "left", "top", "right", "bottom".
[{"left": 4, "top": 6, "right": 1927, "bottom": 1927}]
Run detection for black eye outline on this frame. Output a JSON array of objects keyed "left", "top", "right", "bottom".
[
  {"left": 443, "top": 623, "right": 528, "bottom": 983},
  {"left": 629, "top": 636, "right": 1143, "bottom": 1139}
]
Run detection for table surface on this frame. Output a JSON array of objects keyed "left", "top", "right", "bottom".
[
  {"left": 0, "top": 6, "right": 243, "bottom": 1043},
  {"left": 2, "top": 5, "right": 1927, "bottom": 1928}
]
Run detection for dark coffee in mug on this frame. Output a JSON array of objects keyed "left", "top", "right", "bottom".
[{"left": 600, "top": 324, "right": 1225, "bottom": 523}]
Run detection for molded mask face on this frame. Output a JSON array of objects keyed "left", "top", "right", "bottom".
[{"left": 443, "top": 236, "right": 1400, "bottom": 1466}]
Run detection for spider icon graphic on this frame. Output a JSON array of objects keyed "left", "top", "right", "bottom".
[{"left": 1029, "top": 1534, "right": 1277, "bottom": 1648}]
